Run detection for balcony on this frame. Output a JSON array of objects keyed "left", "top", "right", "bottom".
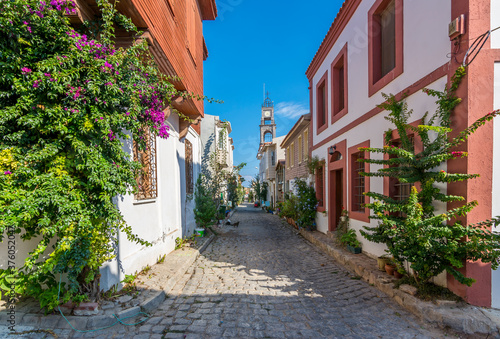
[
  {"left": 266, "top": 168, "right": 276, "bottom": 180},
  {"left": 216, "top": 149, "right": 229, "bottom": 168}
]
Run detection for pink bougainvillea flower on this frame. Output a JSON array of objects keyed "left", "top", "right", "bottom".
[
  {"left": 33, "top": 80, "right": 41, "bottom": 88},
  {"left": 21, "top": 67, "right": 32, "bottom": 74},
  {"left": 451, "top": 151, "right": 464, "bottom": 158},
  {"left": 4, "top": 171, "right": 12, "bottom": 175}
]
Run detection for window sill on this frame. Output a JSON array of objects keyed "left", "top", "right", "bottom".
[
  {"left": 317, "top": 123, "right": 328, "bottom": 135},
  {"left": 331, "top": 107, "right": 348, "bottom": 125},
  {"left": 349, "top": 210, "right": 370, "bottom": 223},
  {"left": 133, "top": 198, "right": 157, "bottom": 205}
]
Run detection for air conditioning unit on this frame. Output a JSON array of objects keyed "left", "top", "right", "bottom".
[{"left": 449, "top": 14, "right": 465, "bottom": 40}]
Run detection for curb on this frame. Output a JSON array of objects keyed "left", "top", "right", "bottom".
[
  {"left": 296, "top": 226, "right": 500, "bottom": 337},
  {"left": 139, "top": 232, "right": 216, "bottom": 315},
  {"left": 4, "top": 233, "right": 217, "bottom": 330}
]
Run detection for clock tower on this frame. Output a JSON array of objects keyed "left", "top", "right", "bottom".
[{"left": 260, "top": 92, "right": 276, "bottom": 146}]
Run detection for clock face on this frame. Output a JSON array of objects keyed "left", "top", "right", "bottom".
[{"left": 264, "top": 110, "right": 271, "bottom": 118}]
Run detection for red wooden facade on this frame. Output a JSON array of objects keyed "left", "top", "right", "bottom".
[{"left": 72, "top": 0, "right": 217, "bottom": 136}]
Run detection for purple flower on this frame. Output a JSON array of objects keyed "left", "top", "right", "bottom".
[
  {"left": 21, "top": 67, "right": 32, "bottom": 74},
  {"left": 44, "top": 73, "right": 51, "bottom": 77},
  {"left": 33, "top": 80, "right": 41, "bottom": 88},
  {"left": 103, "top": 61, "right": 113, "bottom": 69},
  {"left": 4, "top": 171, "right": 12, "bottom": 175}
]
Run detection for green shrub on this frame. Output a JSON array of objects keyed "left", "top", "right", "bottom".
[
  {"left": 340, "top": 229, "right": 361, "bottom": 248},
  {"left": 194, "top": 176, "right": 217, "bottom": 227},
  {"left": 360, "top": 66, "right": 500, "bottom": 286},
  {"left": 294, "top": 179, "right": 318, "bottom": 229},
  {"left": 0, "top": 0, "right": 182, "bottom": 311}
]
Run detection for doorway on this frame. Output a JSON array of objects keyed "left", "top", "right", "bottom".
[{"left": 329, "top": 169, "right": 343, "bottom": 231}]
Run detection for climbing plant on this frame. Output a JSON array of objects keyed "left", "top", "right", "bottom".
[
  {"left": 359, "top": 66, "right": 500, "bottom": 286},
  {"left": 0, "top": 0, "right": 184, "bottom": 310}
]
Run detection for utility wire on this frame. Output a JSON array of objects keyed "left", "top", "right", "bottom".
[{"left": 462, "top": 26, "right": 500, "bottom": 66}]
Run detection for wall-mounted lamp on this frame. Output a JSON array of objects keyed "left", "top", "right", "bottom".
[{"left": 328, "top": 145, "right": 337, "bottom": 155}]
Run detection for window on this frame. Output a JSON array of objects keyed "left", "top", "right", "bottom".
[
  {"left": 368, "top": 0, "right": 403, "bottom": 97},
  {"left": 264, "top": 132, "right": 273, "bottom": 143},
  {"left": 271, "top": 151, "right": 275, "bottom": 167},
  {"left": 351, "top": 152, "right": 365, "bottom": 212},
  {"left": 389, "top": 138, "right": 414, "bottom": 214},
  {"left": 290, "top": 142, "right": 295, "bottom": 167},
  {"left": 331, "top": 44, "right": 348, "bottom": 123},
  {"left": 303, "top": 130, "right": 309, "bottom": 160},
  {"left": 316, "top": 165, "right": 324, "bottom": 209},
  {"left": 185, "top": 140, "right": 193, "bottom": 194},
  {"left": 349, "top": 141, "right": 370, "bottom": 221},
  {"left": 316, "top": 71, "right": 328, "bottom": 133},
  {"left": 298, "top": 135, "right": 303, "bottom": 163},
  {"left": 286, "top": 147, "right": 290, "bottom": 168},
  {"left": 134, "top": 128, "right": 157, "bottom": 200},
  {"left": 264, "top": 120, "right": 271, "bottom": 125}
]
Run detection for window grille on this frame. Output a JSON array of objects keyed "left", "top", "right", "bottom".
[
  {"left": 185, "top": 140, "right": 193, "bottom": 194},
  {"left": 352, "top": 152, "right": 365, "bottom": 212},
  {"left": 134, "top": 128, "right": 157, "bottom": 200},
  {"left": 390, "top": 137, "right": 414, "bottom": 216}
]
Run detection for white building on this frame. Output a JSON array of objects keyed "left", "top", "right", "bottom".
[
  {"left": 200, "top": 114, "right": 234, "bottom": 205},
  {"left": 100, "top": 114, "right": 202, "bottom": 290},
  {"left": 257, "top": 135, "right": 285, "bottom": 206},
  {"left": 307, "top": 0, "right": 500, "bottom": 308}
]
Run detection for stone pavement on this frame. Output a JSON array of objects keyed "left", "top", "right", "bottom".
[{"left": 3, "top": 203, "right": 488, "bottom": 338}]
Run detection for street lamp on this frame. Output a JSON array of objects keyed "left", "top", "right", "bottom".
[{"left": 328, "top": 145, "right": 337, "bottom": 155}]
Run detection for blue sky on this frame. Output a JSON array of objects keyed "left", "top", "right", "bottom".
[{"left": 203, "top": 0, "right": 344, "bottom": 186}]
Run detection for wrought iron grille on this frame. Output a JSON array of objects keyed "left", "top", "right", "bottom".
[
  {"left": 352, "top": 152, "right": 365, "bottom": 212},
  {"left": 390, "top": 137, "right": 414, "bottom": 216},
  {"left": 185, "top": 140, "right": 193, "bottom": 194},
  {"left": 133, "top": 128, "right": 157, "bottom": 200}
]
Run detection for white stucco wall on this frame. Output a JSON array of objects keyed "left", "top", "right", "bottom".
[
  {"left": 492, "top": 62, "right": 500, "bottom": 309},
  {"left": 309, "top": 0, "right": 451, "bottom": 288},
  {"left": 311, "top": 0, "right": 451, "bottom": 146},
  {"left": 492, "top": 0, "right": 500, "bottom": 49},
  {"left": 1, "top": 113, "right": 200, "bottom": 292},
  {"left": 100, "top": 114, "right": 201, "bottom": 290}
]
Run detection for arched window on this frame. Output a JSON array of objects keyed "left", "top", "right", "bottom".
[{"left": 264, "top": 132, "right": 273, "bottom": 143}]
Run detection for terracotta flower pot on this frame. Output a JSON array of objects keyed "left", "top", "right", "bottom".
[
  {"left": 385, "top": 263, "right": 396, "bottom": 276},
  {"left": 394, "top": 270, "right": 403, "bottom": 279}
]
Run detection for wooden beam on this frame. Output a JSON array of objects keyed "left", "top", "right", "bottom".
[{"left": 66, "top": 0, "right": 95, "bottom": 24}]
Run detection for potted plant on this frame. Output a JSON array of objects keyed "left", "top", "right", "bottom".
[
  {"left": 340, "top": 229, "right": 362, "bottom": 254},
  {"left": 394, "top": 264, "right": 405, "bottom": 279},
  {"left": 377, "top": 254, "right": 390, "bottom": 271},
  {"left": 385, "top": 258, "right": 396, "bottom": 275}
]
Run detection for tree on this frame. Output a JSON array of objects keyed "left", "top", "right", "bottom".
[
  {"left": 251, "top": 174, "right": 268, "bottom": 202},
  {"left": 0, "top": 0, "right": 183, "bottom": 310},
  {"left": 227, "top": 163, "right": 246, "bottom": 206},
  {"left": 359, "top": 67, "right": 500, "bottom": 286},
  {"left": 194, "top": 176, "right": 217, "bottom": 228}
]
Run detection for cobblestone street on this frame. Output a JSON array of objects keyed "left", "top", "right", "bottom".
[{"left": 47, "top": 203, "right": 448, "bottom": 338}]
